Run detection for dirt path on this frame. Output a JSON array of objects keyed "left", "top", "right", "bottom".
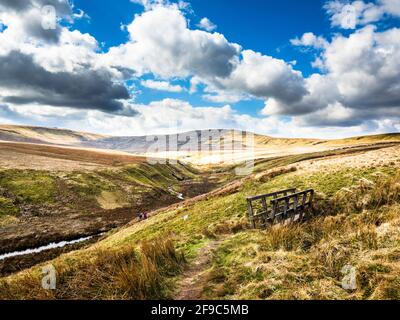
[{"left": 175, "top": 237, "right": 227, "bottom": 300}]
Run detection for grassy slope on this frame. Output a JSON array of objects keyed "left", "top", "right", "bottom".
[
  {"left": 331, "top": 133, "right": 400, "bottom": 145},
  {"left": 0, "top": 161, "right": 199, "bottom": 226},
  {"left": 203, "top": 170, "right": 400, "bottom": 300},
  {"left": 1, "top": 144, "right": 399, "bottom": 299}
]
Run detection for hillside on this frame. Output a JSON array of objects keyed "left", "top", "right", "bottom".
[
  {"left": 0, "top": 139, "right": 225, "bottom": 275},
  {"left": 2, "top": 125, "right": 400, "bottom": 165},
  {"left": 0, "top": 141, "right": 151, "bottom": 171},
  {"left": 0, "top": 125, "right": 106, "bottom": 146},
  {"left": 1, "top": 142, "right": 399, "bottom": 299}
]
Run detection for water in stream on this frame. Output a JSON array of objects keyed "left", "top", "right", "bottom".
[{"left": 0, "top": 236, "right": 93, "bottom": 261}]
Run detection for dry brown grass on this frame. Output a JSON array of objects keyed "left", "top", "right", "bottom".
[
  {"left": 317, "top": 171, "right": 400, "bottom": 216},
  {"left": 203, "top": 170, "right": 400, "bottom": 300},
  {"left": 0, "top": 141, "right": 146, "bottom": 170},
  {"left": 0, "top": 239, "right": 185, "bottom": 300},
  {"left": 203, "top": 217, "right": 250, "bottom": 239},
  {"left": 255, "top": 166, "right": 298, "bottom": 183}
]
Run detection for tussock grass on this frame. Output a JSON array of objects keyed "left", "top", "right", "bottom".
[
  {"left": 329, "top": 172, "right": 400, "bottom": 215},
  {"left": 203, "top": 217, "right": 249, "bottom": 239},
  {"left": 203, "top": 170, "right": 400, "bottom": 300},
  {"left": 255, "top": 166, "right": 298, "bottom": 183},
  {"left": 1, "top": 149, "right": 399, "bottom": 300},
  {"left": 0, "top": 239, "right": 185, "bottom": 300}
]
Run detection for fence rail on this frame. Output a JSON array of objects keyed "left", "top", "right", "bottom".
[{"left": 247, "top": 188, "right": 314, "bottom": 228}]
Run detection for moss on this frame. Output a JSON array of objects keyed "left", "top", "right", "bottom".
[
  {"left": 0, "top": 196, "right": 19, "bottom": 216},
  {"left": 0, "top": 170, "right": 56, "bottom": 204},
  {"left": 65, "top": 171, "right": 116, "bottom": 196}
]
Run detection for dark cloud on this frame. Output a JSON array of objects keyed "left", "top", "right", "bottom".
[
  {"left": 298, "top": 105, "right": 400, "bottom": 128},
  {"left": 0, "top": 0, "right": 72, "bottom": 43},
  {"left": 345, "top": 78, "right": 400, "bottom": 110},
  {"left": 0, "top": 0, "right": 28, "bottom": 11},
  {"left": 0, "top": 0, "right": 72, "bottom": 15},
  {"left": 24, "top": 13, "right": 62, "bottom": 43},
  {"left": 38, "top": 0, "right": 72, "bottom": 16},
  {"left": 0, "top": 51, "right": 132, "bottom": 113}
]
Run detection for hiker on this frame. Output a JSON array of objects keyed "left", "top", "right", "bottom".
[
  {"left": 138, "top": 212, "right": 143, "bottom": 220},
  {"left": 143, "top": 212, "right": 148, "bottom": 220}
]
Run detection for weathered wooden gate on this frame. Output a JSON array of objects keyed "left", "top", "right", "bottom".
[{"left": 246, "top": 188, "right": 314, "bottom": 228}]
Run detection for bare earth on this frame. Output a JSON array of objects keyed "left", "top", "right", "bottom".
[{"left": 175, "top": 237, "right": 227, "bottom": 300}]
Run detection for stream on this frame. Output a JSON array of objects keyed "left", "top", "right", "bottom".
[
  {"left": 168, "top": 187, "right": 185, "bottom": 200},
  {"left": 0, "top": 236, "right": 94, "bottom": 261}
]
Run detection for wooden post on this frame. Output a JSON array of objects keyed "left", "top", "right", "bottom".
[
  {"left": 284, "top": 198, "right": 289, "bottom": 221},
  {"left": 292, "top": 194, "right": 298, "bottom": 223},
  {"left": 271, "top": 199, "right": 278, "bottom": 223},
  {"left": 309, "top": 190, "right": 315, "bottom": 208},
  {"left": 247, "top": 200, "right": 256, "bottom": 229},
  {"left": 308, "top": 190, "right": 315, "bottom": 217},
  {"left": 300, "top": 192, "right": 307, "bottom": 221},
  {"left": 261, "top": 196, "right": 268, "bottom": 224},
  {"left": 247, "top": 189, "right": 314, "bottom": 228}
]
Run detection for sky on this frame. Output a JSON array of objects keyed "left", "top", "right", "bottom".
[{"left": 0, "top": 0, "right": 399, "bottom": 138}]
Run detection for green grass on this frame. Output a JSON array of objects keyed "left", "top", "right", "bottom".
[
  {"left": 65, "top": 171, "right": 117, "bottom": 197},
  {"left": 0, "top": 147, "right": 399, "bottom": 300},
  {"left": 95, "top": 165, "right": 396, "bottom": 259},
  {"left": 0, "top": 197, "right": 19, "bottom": 217},
  {"left": 0, "top": 162, "right": 200, "bottom": 214},
  {"left": 0, "top": 170, "right": 56, "bottom": 204},
  {"left": 202, "top": 171, "right": 400, "bottom": 300}
]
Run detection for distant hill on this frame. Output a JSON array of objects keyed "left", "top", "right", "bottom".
[
  {"left": 0, "top": 125, "right": 320, "bottom": 151},
  {"left": 0, "top": 125, "right": 399, "bottom": 164},
  {"left": 0, "top": 125, "right": 107, "bottom": 146},
  {"left": 0, "top": 126, "right": 305, "bottom": 150}
]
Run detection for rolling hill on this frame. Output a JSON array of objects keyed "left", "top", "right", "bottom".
[
  {"left": 2, "top": 125, "right": 400, "bottom": 166},
  {"left": 0, "top": 136, "right": 399, "bottom": 299},
  {"left": 0, "top": 125, "right": 106, "bottom": 146}
]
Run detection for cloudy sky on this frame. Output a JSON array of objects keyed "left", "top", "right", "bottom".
[{"left": 0, "top": 0, "right": 399, "bottom": 138}]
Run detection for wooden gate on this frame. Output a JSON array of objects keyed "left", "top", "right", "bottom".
[{"left": 246, "top": 188, "right": 314, "bottom": 228}]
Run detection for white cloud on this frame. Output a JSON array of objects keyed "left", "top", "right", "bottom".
[
  {"left": 0, "top": 0, "right": 131, "bottom": 113},
  {"left": 324, "top": 0, "right": 400, "bottom": 29},
  {"left": 265, "top": 25, "right": 400, "bottom": 128},
  {"left": 102, "top": 6, "right": 308, "bottom": 106},
  {"left": 0, "top": 0, "right": 399, "bottom": 139},
  {"left": 4, "top": 98, "right": 394, "bottom": 139},
  {"left": 197, "top": 17, "right": 217, "bottom": 32},
  {"left": 381, "top": 0, "right": 400, "bottom": 16},
  {"left": 214, "top": 50, "right": 308, "bottom": 104},
  {"left": 130, "top": 0, "right": 168, "bottom": 10},
  {"left": 141, "top": 79, "right": 185, "bottom": 92},
  {"left": 291, "top": 32, "right": 328, "bottom": 49},
  {"left": 103, "top": 6, "right": 240, "bottom": 79},
  {"left": 130, "top": 0, "right": 191, "bottom": 11},
  {"left": 202, "top": 90, "right": 248, "bottom": 104}
]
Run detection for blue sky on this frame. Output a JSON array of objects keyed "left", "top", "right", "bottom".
[
  {"left": 74, "top": 0, "right": 329, "bottom": 73},
  {"left": 73, "top": 0, "right": 331, "bottom": 114},
  {"left": 0, "top": 0, "right": 399, "bottom": 137}
]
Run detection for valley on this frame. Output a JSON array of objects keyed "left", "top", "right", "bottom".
[
  {"left": 0, "top": 125, "right": 399, "bottom": 299},
  {"left": 0, "top": 131, "right": 228, "bottom": 275}
]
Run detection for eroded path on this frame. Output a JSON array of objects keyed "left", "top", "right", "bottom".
[{"left": 175, "top": 236, "right": 228, "bottom": 300}]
